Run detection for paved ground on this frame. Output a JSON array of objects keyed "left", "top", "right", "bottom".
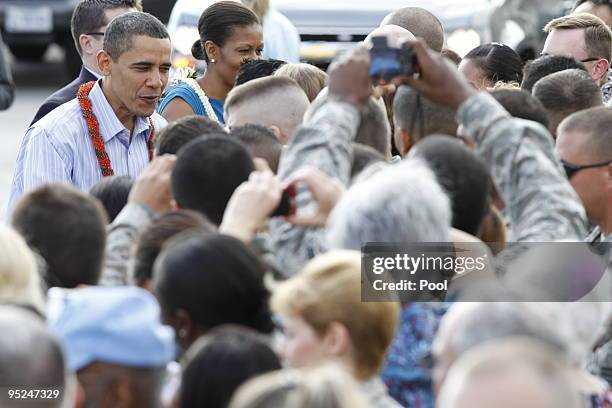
[{"left": 0, "top": 45, "right": 69, "bottom": 220}]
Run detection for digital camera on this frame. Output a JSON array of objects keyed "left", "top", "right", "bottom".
[{"left": 368, "top": 35, "right": 418, "bottom": 81}]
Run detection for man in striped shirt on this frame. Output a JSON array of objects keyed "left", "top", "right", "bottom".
[{"left": 8, "top": 11, "right": 170, "bottom": 216}]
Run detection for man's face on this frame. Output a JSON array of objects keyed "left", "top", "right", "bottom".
[
  {"left": 100, "top": 35, "right": 172, "bottom": 118},
  {"left": 574, "top": 2, "right": 612, "bottom": 28},
  {"left": 542, "top": 28, "right": 606, "bottom": 84},
  {"left": 556, "top": 129, "right": 608, "bottom": 226}
]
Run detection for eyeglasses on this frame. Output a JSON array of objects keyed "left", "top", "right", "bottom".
[
  {"left": 85, "top": 32, "right": 105, "bottom": 36},
  {"left": 561, "top": 159, "right": 612, "bottom": 179}
]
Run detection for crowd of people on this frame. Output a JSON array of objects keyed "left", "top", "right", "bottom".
[{"left": 1, "top": 0, "right": 612, "bottom": 407}]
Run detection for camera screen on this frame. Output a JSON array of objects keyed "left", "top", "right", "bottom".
[{"left": 369, "top": 49, "right": 401, "bottom": 78}]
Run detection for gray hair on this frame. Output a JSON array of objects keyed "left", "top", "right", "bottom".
[
  {"left": 103, "top": 11, "right": 169, "bottom": 60},
  {"left": 438, "top": 302, "right": 568, "bottom": 359},
  {"left": 326, "top": 158, "right": 451, "bottom": 250}
]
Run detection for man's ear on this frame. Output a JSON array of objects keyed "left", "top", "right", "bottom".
[
  {"left": 79, "top": 34, "right": 94, "bottom": 57},
  {"left": 268, "top": 125, "right": 288, "bottom": 144},
  {"left": 592, "top": 59, "right": 610, "bottom": 84},
  {"left": 97, "top": 50, "right": 113, "bottom": 76},
  {"left": 398, "top": 127, "right": 412, "bottom": 157},
  {"left": 170, "top": 199, "right": 179, "bottom": 210}
]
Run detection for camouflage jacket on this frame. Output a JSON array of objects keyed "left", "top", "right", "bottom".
[
  {"left": 458, "top": 92, "right": 587, "bottom": 242},
  {"left": 270, "top": 101, "right": 360, "bottom": 276}
]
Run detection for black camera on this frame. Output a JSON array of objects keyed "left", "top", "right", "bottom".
[{"left": 368, "top": 35, "right": 418, "bottom": 81}]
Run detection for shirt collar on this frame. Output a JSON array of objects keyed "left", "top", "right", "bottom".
[{"left": 89, "top": 79, "right": 151, "bottom": 143}]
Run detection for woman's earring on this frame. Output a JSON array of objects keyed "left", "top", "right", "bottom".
[{"left": 210, "top": 58, "right": 216, "bottom": 63}]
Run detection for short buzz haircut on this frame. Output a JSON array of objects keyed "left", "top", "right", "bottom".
[
  {"left": 103, "top": 11, "right": 169, "bottom": 60},
  {"left": 573, "top": 0, "right": 612, "bottom": 13},
  {"left": 381, "top": 7, "right": 445, "bottom": 52},
  {"left": 544, "top": 13, "right": 612, "bottom": 61},
  {"left": 271, "top": 251, "right": 400, "bottom": 380},
  {"left": 274, "top": 63, "right": 328, "bottom": 102},
  {"left": 393, "top": 85, "right": 458, "bottom": 142},
  {"left": 230, "top": 124, "right": 283, "bottom": 173},
  {"left": 225, "top": 76, "right": 302, "bottom": 113},
  {"left": 533, "top": 69, "right": 603, "bottom": 135},
  {"left": 490, "top": 89, "right": 550, "bottom": 129},
  {"left": 71, "top": 0, "right": 142, "bottom": 55},
  {"left": 521, "top": 55, "right": 587, "bottom": 93},
  {"left": 558, "top": 106, "right": 612, "bottom": 161},
  {"left": 155, "top": 115, "right": 226, "bottom": 156},
  {"left": 12, "top": 184, "right": 108, "bottom": 289}
]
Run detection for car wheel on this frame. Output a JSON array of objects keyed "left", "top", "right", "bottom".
[{"left": 9, "top": 45, "right": 48, "bottom": 61}]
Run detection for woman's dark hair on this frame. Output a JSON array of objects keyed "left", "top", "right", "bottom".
[
  {"left": 89, "top": 175, "right": 133, "bottom": 223},
  {"left": 464, "top": 43, "right": 525, "bottom": 85},
  {"left": 192, "top": 1, "right": 260, "bottom": 61},
  {"left": 132, "top": 210, "right": 215, "bottom": 287},
  {"left": 179, "top": 326, "right": 281, "bottom": 408},
  {"left": 153, "top": 233, "right": 274, "bottom": 335}
]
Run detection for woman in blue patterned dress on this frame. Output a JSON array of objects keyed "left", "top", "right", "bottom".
[{"left": 158, "top": 1, "right": 264, "bottom": 124}]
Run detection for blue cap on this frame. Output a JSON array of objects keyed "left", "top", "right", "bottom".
[{"left": 47, "top": 286, "right": 175, "bottom": 372}]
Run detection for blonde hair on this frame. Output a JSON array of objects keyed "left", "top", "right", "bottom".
[
  {"left": 274, "top": 63, "right": 328, "bottom": 102},
  {"left": 271, "top": 251, "right": 400, "bottom": 379},
  {"left": 490, "top": 81, "right": 520, "bottom": 90},
  {"left": 544, "top": 13, "right": 612, "bottom": 61},
  {"left": 229, "top": 365, "right": 367, "bottom": 408},
  {"left": 0, "top": 226, "right": 45, "bottom": 315},
  {"left": 241, "top": 0, "right": 269, "bottom": 21}
]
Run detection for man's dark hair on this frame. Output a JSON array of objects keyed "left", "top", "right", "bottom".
[
  {"left": 412, "top": 135, "right": 491, "bottom": 235},
  {"left": 490, "top": 89, "right": 550, "bottom": 129},
  {"left": 521, "top": 55, "right": 587, "bottom": 93},
  {"left": 533, "top": 69, "right": 603, "bottom": 136},
  {"left": 153, "top": 233, "right": 274, "bottom": 335},
  {"left": 103, "top": 11, "right": 169, "bottom": 60},
  {"left": 393, "top": 85, "right": 458, "bottom": 143},
  {"left": 12, "top": 184, "right": 108, "bottom": 289},
  {"left": 0, "top": 307, "right": 65, "bottom": 407},
  {"left": 351, "top": 143, "right": 385, "bottom": 180},
  {"left": 235, "top": 59, "right": 287, "bottom": 86},
  {"left": 156, "top": 115, "right": 226, "bottom": 155},
  {"left": 71, "top": 0, "right": 142, "bottom": 56},
  {"left": 464, "top": 43, "right": 525, "bottom": 84},
  {"left": 180, "top": 327, "right": 281, "bottom": 408},
  {"left": 89, "top": 175, "right": 133, "bottom": 223},
  {"left": 230, "top": 124, "right": 282, "bottom": 173},
  {"left": 172, "top": 135, "right": 255, "bottom": 225},
  {"left": 132, "top": 210, "right": 215, "bottom": 287},
  {"left": 192, "top": 1, "right": 260, "bottom": 62},
  {"left": 382, "top": 7, "right": 445, "bottom": 52}
]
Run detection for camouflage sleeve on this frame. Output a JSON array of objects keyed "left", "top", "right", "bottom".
[
  {"left": 270, "top": 101, "right": 360, "bottom": 277},
  {"left": 100, "top": 203, "right": 152, "bottom": 286},
  {"left": 457, "top": 92, "right": 587, "bottom": 242}
]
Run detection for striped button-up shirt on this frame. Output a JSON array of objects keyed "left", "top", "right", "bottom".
[{"left": 8, "top": 80, "right": 167, "bottom": 215}]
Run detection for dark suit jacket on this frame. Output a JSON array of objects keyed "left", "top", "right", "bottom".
[{"left": 30, "top": 66, "right": 97, "bottom": 126}]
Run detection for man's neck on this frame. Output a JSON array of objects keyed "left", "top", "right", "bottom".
[
  {"left": 82, "top": 58, "right": 102, "bottom": 78},
  {"left": 101, "top": 78, "right": 135, "bottom": 134}
]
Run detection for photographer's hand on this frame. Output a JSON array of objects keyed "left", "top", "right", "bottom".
[
  {"left": 284, "top": 167, "right": 345, "bottom": 227},
  {"left": 220, "top": 163, "right": 282, "bottom": 243},
  {"left": 328, "top": 46, "right": 373, "bottom": 107},
  {"left": 393, "top": 39, "right": 476, "bottom": 111}
]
